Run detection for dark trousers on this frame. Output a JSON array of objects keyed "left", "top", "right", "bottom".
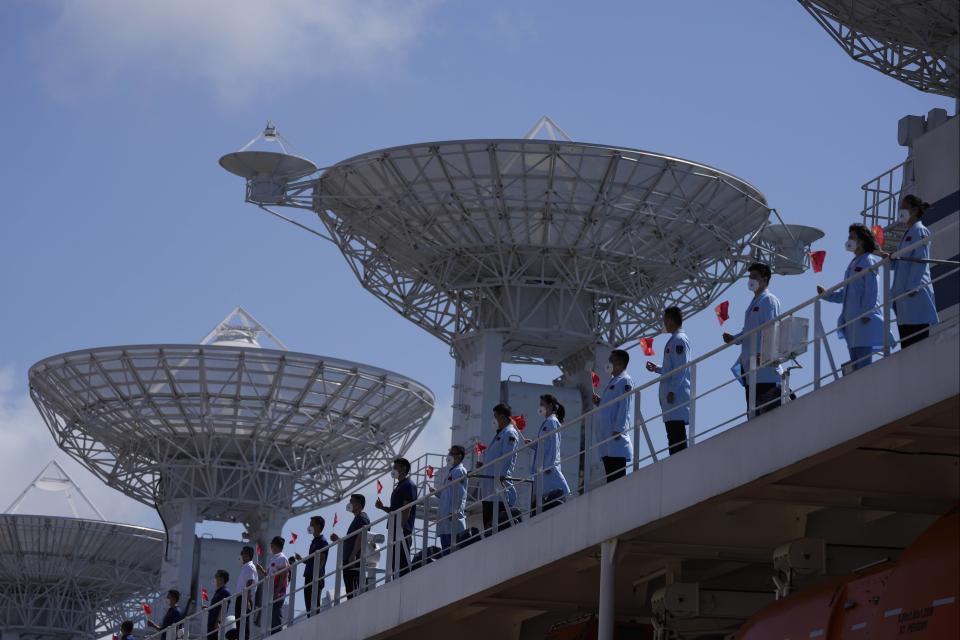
[
  {"left": 439, "top": 533, "right": 453, "bottom": 555},
  {"left": 541, "top": 489, "right": 566, "bottom": 512},
  {"left": 303, "top": 579, "right": 324, "bottom": 616},
  {"left": 665, "top": 421, "right": 688, "bottom": 455},
  {"left": 343, "top": 568, "right": 360, "bottom": 599},
  {"left": 898, "top": 323, "right": 929, "bottom": 348},
  {"left": 601, "top": 456, "right": 627, "bottom": 482},
  {"left": 745, "top": 383, "right": 780, "bottom": 418},
  {"left": 481, "top": 501, "right": 517, "bottom": 536},
  {"left": 232, "top": 598, "right": 251, "bottom": 639},
  {"left": 397, "top": 532, "right": 412, "bottom": 575},
  {"left": 270, "top": 599, "right": 283, "bottom": 633}
]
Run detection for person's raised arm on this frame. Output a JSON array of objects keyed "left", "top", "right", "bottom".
[{"left": 818, "top": 283, "right": 844, "bottom": 304}]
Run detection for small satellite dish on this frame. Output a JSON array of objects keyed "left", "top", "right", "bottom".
[
  {"left": 758, "top": 224, "right": 825, "bottom": 275},
  {"left": 219, "top": 121, "right": 318, "bottom": 205}
]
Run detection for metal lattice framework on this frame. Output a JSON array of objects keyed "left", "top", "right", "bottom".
[
  {"left": 28, "top": 345, "right": 435, "bottom": 519},
  {"left": 0, "top": 514, "right": 162, "bottom": 639},
  {"left": 267, "top": 139, "right": 773, "bottom": 362},
  {"left": 798, "top": 0, "right": 960, "bottom": 96}
]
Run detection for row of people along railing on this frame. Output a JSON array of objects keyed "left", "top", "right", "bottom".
[{"left": 144, "top": 221, "right": 958, "bottom": 639}]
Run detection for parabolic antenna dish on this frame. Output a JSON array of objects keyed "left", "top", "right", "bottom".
[
  {"left": 219, "top": 150, "right": 318, "bottom": 181},
  {"left": 0, "top": 514, "right": 162, "bottom": 637},
  {"left": 309, "top": 139, "right": 772, "bottom": 361},
  {"left": 798, "top": 0, "right": 959, "bottom": 96},
  {"left": 28, "top": 343, "right": 435, "bottom": 519},
  {"left": 758, "top": 224, "right": 826, "bottom": 275}
]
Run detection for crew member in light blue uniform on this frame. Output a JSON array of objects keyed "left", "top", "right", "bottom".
[
  {"left": 437, "top": 444, "right": 467, "bottom": 555},
  {"left": 890, "top": 194, "right": 939, "bottom": 347},
  {"left": 818, "top": 224, "right": 886, "bottom": 371},
  {"left": 477, "top": 403, "right": 522, "bottom": 535},
  {"left": 723, "top": 262, "right": 782, "bottom": 417},
  {"left": 530, "top": 394, "right": 571, "bottom": 512},
  {"left": 592, "top": 349, "right": 634, "bottom": 483},
  {"left": 645, "top": 306, "right": 691, "bottom": 455}
]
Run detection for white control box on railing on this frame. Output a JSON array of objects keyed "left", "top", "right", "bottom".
[{"left": 761, "top": 317, "right": 810, "bottom": 365}]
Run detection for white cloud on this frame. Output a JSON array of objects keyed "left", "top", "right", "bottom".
[
  {"left": 0, "top": 363, "right": 159, "bottom": 527},
  {"left": 38, "top": 0, "right": 439, "bottom": 102}
]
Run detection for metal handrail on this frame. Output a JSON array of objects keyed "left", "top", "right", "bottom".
[
  {"left": 860, "top": 160, "right": 907, "bottom": 229},
  {"left": 140, "top": 221, "right": 957, "bottom": 639}
]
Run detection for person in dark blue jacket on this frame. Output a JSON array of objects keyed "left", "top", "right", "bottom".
[
  {"left": 329, "top": 494, "right": 369, "bottom": 599},
  {"left": 376, "top": 457, "right": 418, "bottom": 576},
  {"left": 890, "top": 194, "right": 939, "bottom": 346},
  {"left": 206, "top": 570, "right": 230, "bottom": 639},
  {"left": 296, "top": 515, "right": 328, "bottom": 616},
  {"left": 119, "top": 620, "right": 136, "bottom": 640},
  {"left": 147, "top": 590, "right": 183, "bottom": 634}
]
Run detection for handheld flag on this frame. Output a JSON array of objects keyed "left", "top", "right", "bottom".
[
  {"left": 376, "top": 479, "right": 383, "bottom": 494},
  {"left": 591, "top": 371, "right": 600, "bottom": 388},
  {"left": 872, "top": 224, "right": 885, "bottom": 248},
  {"left": 639, "top": 337, "right": 654, "bottom": 356},
  {"left": 715, "top": 300, "right": 730, "bottom": 326},
  {"left": 289, "top": 532, "right": 298, "bottom": 544},
  {"left": 255, "top": 543, "right": 263, "bottom": 557},
  {"left": 426, "top": 465, "right": 434, "bottom": 479},
  {"left": 333, "top": 513, "right": 339, "bottom": 527},
  {"left": 511, "top": 415, "right": 526, "bottom": 430},
  {"left": 141, "top": 602, "right": 152, "bottom": 615},
  {"left": 201, "top": 587, "right": 209, "bottom": 602},
  {"left": 810, "top": 250, "right": 826, "bottom": 273},
  {"left": 474, "top": 441, "right": 487, "bottom": 456}
]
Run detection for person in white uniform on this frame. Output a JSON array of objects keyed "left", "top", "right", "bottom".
[
  {"left": 646, "top": 306, "right": 691, "bottom": 455},
  {"left": 890, "top": 194, "right": 939, "bottom": 347},
  {"left": 530, "top": 394, "right": 571, "bottom": 512}
]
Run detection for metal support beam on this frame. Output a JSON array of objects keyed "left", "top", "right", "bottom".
[
  {"left": 598, "top": 538, "right": 618, "bottom": 640},
  {"left": 452, "top": 331, "right": 504, "bottom": 450}
]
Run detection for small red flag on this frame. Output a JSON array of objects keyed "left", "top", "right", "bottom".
[
  {"left": 426, "top": 465, "right": 434, "bottom": 479},
  {"left": 376, "top": 479, "right": 383, "bottom": 494},
  {"left": 591, "top": 371, "right": 600, "bottom": 388},
  {"left": 113, "top": 635, "right": 119, "bottom": 640},
  {"left": 872, "top": 224, "right": 885, "bottom": 248},
  {"left": 715, "top": 300, "right": 730, "bottom": 326},
  {"left": 141, "top": 602, "right": 152, "bottom": 615},
  {"left": 333, "top": 513, "right": 339, "bottom": 527},
  {"left": 511, "top": 415, "right": 526, "bottom": 430},
  {"left": 810, "top": 250, "right": 826, "bottom": 273},
  {"left": 255, "top": 543, "right": 263, "bottom": 557},
  {"left": 201, "top": 587, "right": 209, "bottom": 602},
  {"left": 289, "top": 532, "right": 298, "bottom": 544},
  {"left": 474, "top": 441, "right": 487, "bottom": 456},
  {"left": 639, "top": 337, "right": 655, "bottom": 356}
]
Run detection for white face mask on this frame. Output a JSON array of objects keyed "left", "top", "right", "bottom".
[
  {"left": 389, "top": 469, "right": 399, "bottom": 480},
  {"left": 346, "top": 504, "right": 354, "bottom": 514},
  {"left": 307, "top": 526, "right": 314, "bottom": 535},
  {"left": 604, "top": 362, "right": 613, "bottom": 375},
  {"left": 898, "top": 209, "right": 909, "bottom": 223},
  {"left": 537, "top": 406, "right": 546, "bottom": 417},
  {"left": 446, "top": 455, "right": 455, "bottom": 467},
  {"left": 747, "top": 278, "right": 760, "bottom": 292},
  {"left": 845, "top": 239, "right": 857, "bottom": 252}
]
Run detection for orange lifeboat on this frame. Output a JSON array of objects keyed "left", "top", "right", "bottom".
[{"left": 737, "top": 510, "right": 958, "bottom": 639}]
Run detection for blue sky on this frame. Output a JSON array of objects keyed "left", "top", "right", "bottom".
[{"left": 0, "top": 0, "right": 954, "bottom": 565}]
